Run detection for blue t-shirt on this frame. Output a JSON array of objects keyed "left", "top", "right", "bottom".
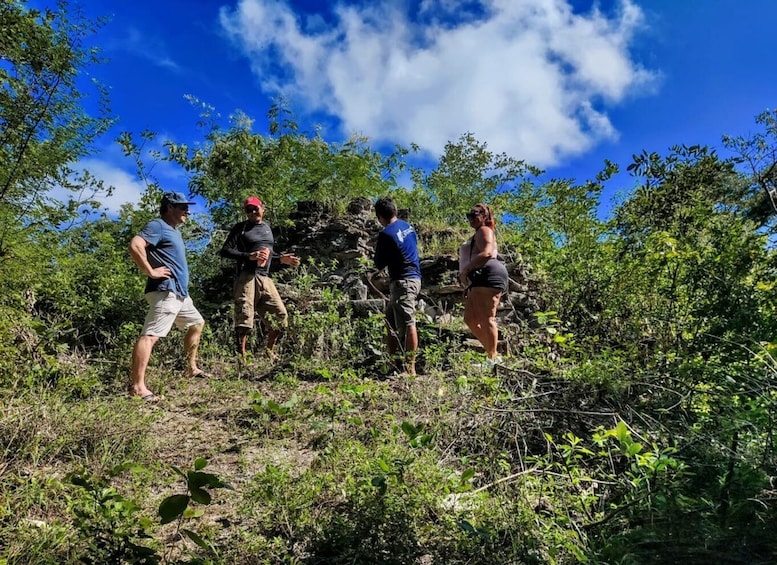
[
  {"left": 374, "top": 219, "right": 421, "bottom": 281},
  {"left": 138, "top": 218, "right": 190, "bottom": 297}
]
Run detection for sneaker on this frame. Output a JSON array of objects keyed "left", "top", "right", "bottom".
[{"left": 474, "top": 356, "right": 504, "bottom": 370}]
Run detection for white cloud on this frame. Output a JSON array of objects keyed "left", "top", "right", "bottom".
[
  {"left": 219, "top": 0, "right": 655, "bottom": 167},
  {"left": 123, "top": 27, "right": 182, "bottom": 72},
  {"left": 47, "top": 157, "right": 145, "bottom": 213},
  {"left": 96, "top": 130, "right": 195, "bottom": 208},
  {"left": 46, "top": 160, "right": 141, "bottom": 218},
  {"left": 77, "top": 158, "right": 147, "bottom": 210},
  {"left": 52, "top": 133, "right": 191, "bottom": 213}
]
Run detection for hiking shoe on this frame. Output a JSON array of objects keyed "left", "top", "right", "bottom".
[
  {"left": 473, "top": 356, "right": 504, "bottom": 370},
  {"left": 489, "top": 355, "right": 505, "bottom": 367}
]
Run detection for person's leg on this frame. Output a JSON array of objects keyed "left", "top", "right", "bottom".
[
  {"left": 483, "top": 291, "right": 502, "bottom": 360},
  {"left": 236, "top": 327, "right": 251, "bottom": 360},
  {"left": 464, "top": 287, "right": 502, "bottom": 360},
  {"left": 462, "top": 294, "right": 487, "bottom": 349},
  {"left": 385, "top": 317, "right": 400, "bottom": 356},
  {"left": 172, "top": 296, "right": 208, "bottom": 377},
  {"left": 257, "top": 276, "right": 288, "bottom": 361},
  {"left": 392, "top": 279, "right": 420, "bottom": 375},
  {"left": 403, "top": 323, "right": 418, "bottom": 375},
  {"left": 130, "top": 334, "right": 160, "bottom": 397},
  {"left": 234, "top": 272, "right": 256, "bottom": 361},
  {"left": 402, "top": 279, "right": 421, "bottom": 374},
  {"left": 265, "top": 329, "right": 281, "bottom": 360},
  {"left": 129, "top": 291, "right": 177, "bottom": 398},
  {"left": 385, "top": 282, "right": 402, "bottom": 368},
  {"left": 183, "top": 321, "right": 205, "bottom": 376}
]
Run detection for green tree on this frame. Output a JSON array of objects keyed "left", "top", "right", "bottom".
[
  {"left": 407, "top": 133, "right": 538, "bottom": 224},
  {"left": 164, "top": 100, "right": 403, "bottom": 227},
  {"left": 613, "top": 145, "right": 764, "bottom": 347},
  {"left": 602, "top": 145, "right": 777, "bottom": 549},
  {"left": 0, "top": 0, "right": 113, "bottom": 251},
  {"left": 503, "top": 163, "right": 617, "bottom": 340},
  {"left": 723, "top": 109, "right": 777, "bottom": 229},
  {"left": 0, "top": 0, "right": 114, "bottom": 385}
]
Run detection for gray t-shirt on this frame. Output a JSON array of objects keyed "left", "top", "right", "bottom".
[
  {"left": 219, "top": 220, "right": 275, "bottom": 276},
  {"left": 138, "top": 218, "right": 190, "bottom": 298}
]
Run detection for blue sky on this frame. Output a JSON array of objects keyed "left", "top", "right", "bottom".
[{"left": 44, "top": 0, "right": 777, "bottom": 212}]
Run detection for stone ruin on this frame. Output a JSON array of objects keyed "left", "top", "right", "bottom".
[{"left": 272, "top": 198, "right": 545, "bottom": 335}]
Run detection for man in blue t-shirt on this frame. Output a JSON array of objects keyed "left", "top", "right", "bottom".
[
  {"left": 373, "top": 196, "right": 422, "bottom": 376},
  {"left": 128, "top": 192, "right": 209, "bottom": 402}
]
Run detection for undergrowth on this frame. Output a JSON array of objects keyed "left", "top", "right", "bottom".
[{"left": 2, "top": 265, "right": 776, "bottom": 564}]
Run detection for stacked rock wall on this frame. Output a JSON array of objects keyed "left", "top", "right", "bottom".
[{"left": 272, "top": 199, "right": 544, "bottom": 327}]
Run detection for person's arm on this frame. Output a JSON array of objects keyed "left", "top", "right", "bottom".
[
  {"left": 459, "top": 227, "right": 496, "bottom": 284},
  {"left": 129, "top": 235, "right": 171, "bottom": 279},
  {"left": 373, "top": 232, "right": 390, "bottom": 270},
  {"left": 219, "top": 223, "right": 250, "bottom": 261},
  {"left": 260, "top": 249, "right": 300, "bottom": 267},
  {"left": 278, "top": 252, "right": 301, "bottom": 267}
]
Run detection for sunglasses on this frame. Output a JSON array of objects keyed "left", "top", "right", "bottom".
[
  {"left": 173, "top": 204, "right": 190, "bottom": 212},
  {"left": 466, "top": 211, "right": 483, "bottom": 220},
  {"left": 245, "top": 206, "right": 261, "bottom": 213}
]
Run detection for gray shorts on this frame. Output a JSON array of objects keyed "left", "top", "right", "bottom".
[
  {"left": 141, "top": 291, "right": 204, "bottom": 337},
  {"left": 467, "top": 258, "right": 509, "bottom": 294},
  {"left": 386, "top": 278, "right": 421, "bottom": 331}
]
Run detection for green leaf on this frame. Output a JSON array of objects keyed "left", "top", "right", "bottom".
[
  {"left": 181, "top": 528, "right": 210, "bottom": 551},
  {"left": 190, "top": 486, "right": 212, "bottom": 505},
  {"left": 461, "top": 468, "right": 476, "bottom": 482},
  {"left": 401, "top": 420, "right": 417, "bottom": 439},
  {"left": 171, "top": 466, "right": 187, "bottom": 480},
  {"left": 411, "top": 433, "right": 433, "bottom": 448},
  {"left": 371, "top": 475, "right": 387, "bottom": 495},
  {"left": 458, "top": 519, "right": 476, "bottom": 534},
  {"left": 627, "top": 443, "right": 643, "bottom": 456},
  {"left": 194, "top": 457, "right": 207, "bottom": 471},
  {"left": 159, "top": 494, "right": 190, "bottom": 524},
  {"left": 614, "top": 421, "right": 630, "bottom": 444},
  {"left": 188, "top": 470, "right": 232, "bottom": 490},
  {"left": 108, "top": 462, "right": 140, "bottom": 477},
  {"left": 70, "top": 475, "right": 90, "bottom": 489}
]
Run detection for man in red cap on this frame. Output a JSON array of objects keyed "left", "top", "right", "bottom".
[{"left": 220, "top": 196, "right": 300, "bottom": 363}]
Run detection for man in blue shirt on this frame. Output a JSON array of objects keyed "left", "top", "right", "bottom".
[
  {"left": 128, "top": 192, "right": 209, "bottom": 402},
  {"left": 373, "top": 196, "right": 421, "bottom": 376}
]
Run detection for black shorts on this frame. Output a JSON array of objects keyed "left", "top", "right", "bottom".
[{"left": 468, "top": 258, "right": 509, "bottom": 294}]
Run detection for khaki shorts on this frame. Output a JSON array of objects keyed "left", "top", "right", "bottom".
[
  {"left": 386, "top": 278, "right": 421, "bottom": 332},
  {"left": 141, "top": 291, "right": 204, "bottom": 337},
  {"left": 234, "top": 271, "right": 288, "bottom": 329}
]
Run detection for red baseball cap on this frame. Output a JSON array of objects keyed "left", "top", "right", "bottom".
[{"left": 244, "top": 196, "right": 263, "bottom": 208}]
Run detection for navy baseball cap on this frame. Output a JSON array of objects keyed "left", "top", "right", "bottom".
[{"left": 162, "top": 191, "right": 195, "bottom": 205}]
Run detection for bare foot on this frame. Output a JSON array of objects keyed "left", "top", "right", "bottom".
[
  {"left": 185, "top": 368, "right": 213, "bottom": 378},
  {"left": 128, "top": 385, "right": 154, "bottom": 399}
]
